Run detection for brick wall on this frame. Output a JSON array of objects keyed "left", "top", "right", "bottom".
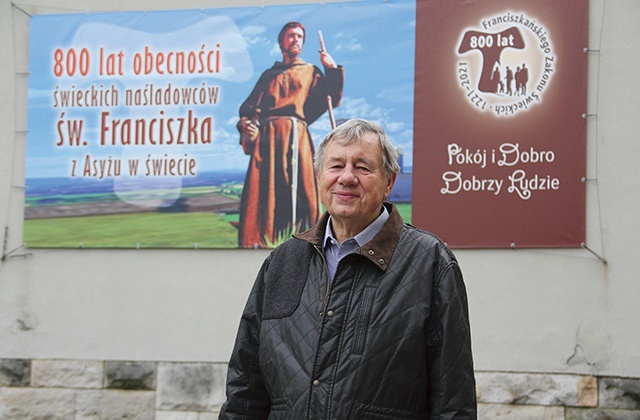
[{"left": 1, "top": 358, "right": 639, "bottom": 419}]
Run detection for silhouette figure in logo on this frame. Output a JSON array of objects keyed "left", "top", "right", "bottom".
[
  {"left": 516, "top": 63, "right": 529, "bottom": 95},
  {"left": 505, "top": 66, "right": 514, "bottom": 96},
  {"left": 491, "top": 63, "right": 504, "bottom": 94},
  {"left": 458, "top": 27, "right": 525, "bottom": 93}
]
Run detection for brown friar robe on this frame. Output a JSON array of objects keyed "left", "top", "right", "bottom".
[{"left": 237, "top": 58, "right": 344, "bottom": 248}]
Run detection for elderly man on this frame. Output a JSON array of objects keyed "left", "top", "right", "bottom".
[{"left": 220, "top": 119, "right": 476, "bottom": 419}]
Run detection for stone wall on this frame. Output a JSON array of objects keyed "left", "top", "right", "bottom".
[{"left": 1, "top": 358, "right": 640, "bottom": 419}]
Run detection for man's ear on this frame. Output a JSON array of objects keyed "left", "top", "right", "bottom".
[{"left": 385, "top": 172, "right": 397, "bottom": 198}]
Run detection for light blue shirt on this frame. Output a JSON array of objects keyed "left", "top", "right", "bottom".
[{"left": 323, "top": 206, "right": 390, "bottom": 282}]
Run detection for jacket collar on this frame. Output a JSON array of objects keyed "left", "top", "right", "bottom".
[{"left": 294, "top": 202, "right": 404, "bottom": 272}]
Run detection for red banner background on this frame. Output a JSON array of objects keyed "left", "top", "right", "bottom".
[{"left": 413, "top": 0, "right": 588, "bottom": 248}]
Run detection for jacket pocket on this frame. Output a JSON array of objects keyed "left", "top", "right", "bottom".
[
  {"left": 268, "top": 397, "right": 292, "bottom": 419},
  {"left": 352, "top": 285, "right": 376, "bottom": 355},
  {"left": 357, "top": 402, "right": 428, "bottom": 419}
]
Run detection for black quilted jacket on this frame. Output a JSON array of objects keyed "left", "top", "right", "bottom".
[{"left": 220, "top": 203, "right": 476, "bottom": 419}]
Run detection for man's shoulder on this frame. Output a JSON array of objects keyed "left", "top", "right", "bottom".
[
  {"left": 399, "top": 223, "right": 458, "bottom": 262},
  {"left": 267, "top": 236, "right": 315, "bottom": 268},
  {"left": 401, "top": 223, "right": 444, "bottom": 244}
]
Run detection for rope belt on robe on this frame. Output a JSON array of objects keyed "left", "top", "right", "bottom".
[{"left": 260, "top": 116, "right": 300, "bottom": 231}]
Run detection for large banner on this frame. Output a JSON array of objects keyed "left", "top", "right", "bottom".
[
  {"left": 24, "top": 1, "right": 416, "bottom": 248},
  {"left": 413, "top": 0, "right": 588, "bottom": 248},
  {"left": 24, "top": 0, "right": 587, "bottom": 249}
]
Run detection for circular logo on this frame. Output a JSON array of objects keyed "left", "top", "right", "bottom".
[{"left": 456, "top": 11, "right": 555, "bottom": 117}]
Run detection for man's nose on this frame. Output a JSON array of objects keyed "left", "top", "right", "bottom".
[{"left": 338, "top": 166, "right": 357, "bottom": 185}]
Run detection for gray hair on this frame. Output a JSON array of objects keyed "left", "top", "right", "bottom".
[{"left": 314, "top": 118, "right": 400, "bottom": 178}]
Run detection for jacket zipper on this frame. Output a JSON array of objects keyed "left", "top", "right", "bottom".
[{"left": 307, "top": 244, "right": 333, "bottom": 420}]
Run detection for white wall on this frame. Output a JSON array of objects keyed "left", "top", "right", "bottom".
[{"left": 1, "top": 0, "right": 639, "bottom": 378}]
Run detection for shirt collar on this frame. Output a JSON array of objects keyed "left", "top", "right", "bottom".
[{"left": 323, "top": 206, "right": 390, "bottom": 249}]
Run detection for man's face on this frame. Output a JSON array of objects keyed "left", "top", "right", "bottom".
[
  {"left": 281, "top": 27, "right": 304, "bottom": 58},
  {"left": 318, "top": 133, "right": 396, "bottom": 230}
]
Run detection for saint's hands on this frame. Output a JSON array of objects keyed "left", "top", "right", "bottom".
[
  {"left": 239, "top": 117, "right": 260, "bottom": 155},
  {"left": 319, "top": 51, "right": 337, "bottom": 69}
]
